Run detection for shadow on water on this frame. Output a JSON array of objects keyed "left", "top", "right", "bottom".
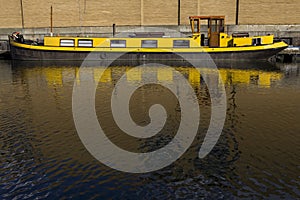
[
  {"left": 10, "top": 58, "right": 278, "bottom": 69},
  {"left": 0, "top": 59, "right": 299, "bottom": 199}
]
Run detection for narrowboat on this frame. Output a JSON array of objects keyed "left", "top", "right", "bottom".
[{"left": 9, "top": 16, "right": 288, "bottom": 61}]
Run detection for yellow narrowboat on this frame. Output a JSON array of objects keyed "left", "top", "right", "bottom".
[{"left": 9, "top": 16, "right": 288, "bottom": 61}]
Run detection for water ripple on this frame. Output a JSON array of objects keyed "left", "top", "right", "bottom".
[{"left": 0, "top": 62, "right": 299, "bottom": 199}]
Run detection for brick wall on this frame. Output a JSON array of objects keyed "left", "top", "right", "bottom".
[
  {"left": 0, "top": 0, "right": 299, "bottom": 28},
  {"left": 240, "top": 0, "right": 300, "bottom": 24}
]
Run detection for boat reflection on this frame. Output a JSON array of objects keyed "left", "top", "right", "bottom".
[{"left": 10, "top": 60, "right": 284, "bottom": 89}]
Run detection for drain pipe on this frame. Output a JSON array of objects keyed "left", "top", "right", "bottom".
[
  {"left": 235, "top": 0, "right": 239, "bottom": 25},
  {"left": 20, "top": 0, "right": 25, "bottom": 29},
  {"left": 50, "top": 5, "right": 53, "bottom": 36},
  {"left": 178, "top": 0, "right": 181, "bottom": 25}
]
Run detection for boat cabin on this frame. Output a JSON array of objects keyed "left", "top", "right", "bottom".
[
  {"left": 189, "top": 16, "right": 225, "bottom": 47},
  {"left": 189, "top": 15, "right": 274, "bottom": 48}
]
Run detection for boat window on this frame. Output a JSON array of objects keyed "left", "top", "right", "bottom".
[
  {"left": 194, "top": 20, "right": 199, "bottom": 33},
  {"left": 60, "top": 39, "right": 75, "bottom": 47},
  {"left": 78, "top": 39, "right": 93, "bottom": 47},
  {"left": 141, "top": 40, "right": 157, "bottom": 48},
  {"left": 211, "top": 20, "right": 217, "bottom": 32},
  {"left": 110, "top": 40, "right": 126, "bottom": 48},
  {"left": 252, "top": 38, "right": 262, "bottom": 46},
  {"left": 173, "top": 40, "right": 190, "bottom": 48}
]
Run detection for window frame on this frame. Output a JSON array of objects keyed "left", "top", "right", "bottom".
[
  {"left": 141, "top": 40, "right": 158, "bottom": 48},
  {"left": 173, "top": 40, "right": 190, "bottom": 48},
  {"left": 60, "top": 39, "right": 75, "bottom": 47},
  {"left": 110, "top": 40, "right": 127, "bottom": 48},
  {"left": 78, "top": 39, "right": 93, "bottom": 47}
]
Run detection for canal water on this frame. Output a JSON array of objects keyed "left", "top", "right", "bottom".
[{"left": 0, "top": 59, "right": 299, "bottom": 199}]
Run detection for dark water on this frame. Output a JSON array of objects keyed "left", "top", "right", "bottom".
[{"left": 0, "top": 60, "right": 299, "bottom": 199}]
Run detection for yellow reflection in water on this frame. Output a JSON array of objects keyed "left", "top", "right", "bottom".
[
  {"left": 126, "top": 67, "right": 142, "bottom": 81},
  {"left": 42, "top": 66, "right": 283, "bottom": 88},
  {"left": 44, "top": 68, "right": 63, "bottom": 86},
  {"left": 259, "top": 72, "right": 271, "bottom": 87},
  {"left": 231, "top": 70, "right": 251, "bottom": 84},
  {"left": 157, "top": 68, "right": 173, "bottom": 81},
  {"left": 189, "top": 68, "right": 201, "bottom": 85},
  {"left": 94, "top": 68, "right": 112, "bottom": 83},
  {"left": 75, "top": 67, "right": 80, "bottom": 84}
]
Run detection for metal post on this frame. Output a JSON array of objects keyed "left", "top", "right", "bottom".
[
  {"left": 50, "top": 6, "right": 53, "bottom": 36},
  {"left": 141, "top": 0, "right": 144, "bottom": 25},
  {"left": 178, "top": 0, "right": 181, "bottom": 25},
  {"left": 20, "top": 0, "right": 24, "bottom": 29},
  {"left": 113, "top": 24, "right": 116, "bottom": 37},
  {"left": 197, "top": 0, "right": 200, "bottom": 16},
  {"left": 235, "top": 0, "right": 239, "bottom": 25}
]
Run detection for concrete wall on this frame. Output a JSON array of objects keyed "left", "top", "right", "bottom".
[{"left": 1, "top": 0, "right": 300, "bottom": 28}]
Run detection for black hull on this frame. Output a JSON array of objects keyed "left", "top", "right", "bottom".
[{"left": 10, "top": 44, "right": 286, "bottom": 62}]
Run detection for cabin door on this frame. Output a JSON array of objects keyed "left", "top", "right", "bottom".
[{"left": 209, "top": 19, "right": 224, "bottom": 47}]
